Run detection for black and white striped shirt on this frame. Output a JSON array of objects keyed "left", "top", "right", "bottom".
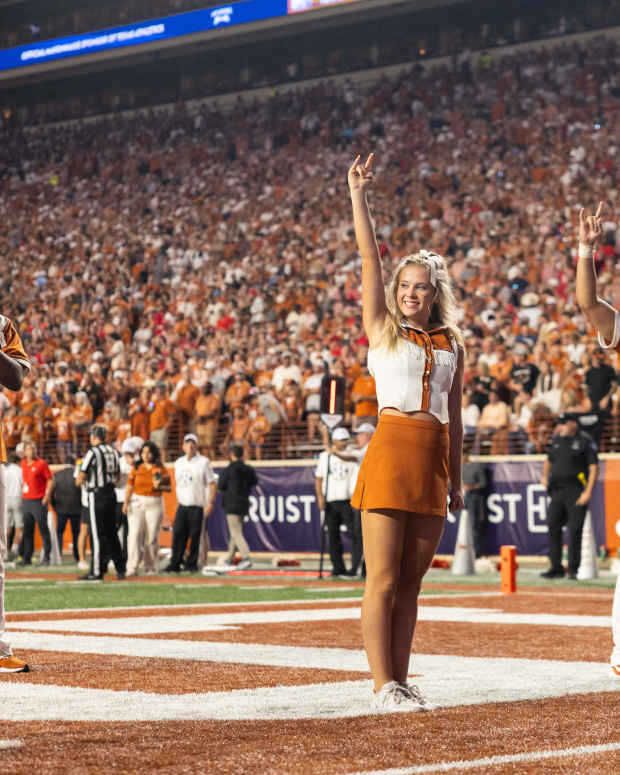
[{"left": 81, "top": 443, "right": 120, "bottom": 491}]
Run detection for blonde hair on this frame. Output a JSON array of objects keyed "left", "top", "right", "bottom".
[{"left": 381, "top": 251, "right": 463, "bottom": 350}]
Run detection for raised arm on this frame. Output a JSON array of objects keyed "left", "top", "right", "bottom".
[
  {"left": 576, "top": 202, "right": 616, "bottom": 343},
  {"left": 348, "top": 154, "right": 387, "bottom": 347}
]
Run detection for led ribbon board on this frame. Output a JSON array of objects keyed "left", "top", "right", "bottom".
[{"left": 0, "top": 0, "right": 288, "bottom": 71}]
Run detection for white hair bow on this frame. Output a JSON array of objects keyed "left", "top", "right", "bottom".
[{"left": 419, "top": 250, "right": 442, "bottom": 287}]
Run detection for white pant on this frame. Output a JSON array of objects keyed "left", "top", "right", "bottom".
[
  {"left": 126, "top": 495, "right": 163, "bottom": 575},
  {"left": 0, "top": 465, "right": 11, "bottom": 656},
  {"left": 612, "top": 569, "right": 620, "bottom": 667}
]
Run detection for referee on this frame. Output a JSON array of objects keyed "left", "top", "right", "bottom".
[{"left": 76, "top": 425, "right": 124, "bottom": 581}]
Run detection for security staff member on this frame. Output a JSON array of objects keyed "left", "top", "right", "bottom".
[
  {"left": 76, "top": 425, "right": 124, "bottom": 581},
  {"left": 541, "top": 413, "right": 598, "bottom": 579}
]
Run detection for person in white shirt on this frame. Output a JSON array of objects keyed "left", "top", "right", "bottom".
[
  {"left": 574, "top": 201, "right": 620, "bottom": 676},
  {"left": 5, "top": 453, "right": 23, "bottom": 560},
  {"left": 348, "top": 154, "right": 464, "bottom": 713},
  {"left": 272, "top": 352, "right": 302, "bottom": 392},
  {"left": 326, "top": 423, "right": 375, "bottom": 578},
  {"left": 165, "top": 433, "right": 217, "bottom": 573},
  {"left": 315, "top": 427, "right": 359, "bottom": 577},
  {"left": 115, "top": 437, "right": 143, "bottom": 568}
]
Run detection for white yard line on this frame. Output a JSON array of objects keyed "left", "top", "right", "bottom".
[
  {"left": 0, "top": 653, "right": 618, "bottom": 721},
  {"left": 4, "top": 596, "right": 362, "bottom": 618},
  {"left": 7, "top": 606, "right": 612, "bottom": 634},
  {"left": 342, "top": 741, "right": 620, "bottom": 775}
]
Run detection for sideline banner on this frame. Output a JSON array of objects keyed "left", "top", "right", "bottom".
[
  {"left": 157, "top": 460, "right": 618, "bottom": 555},
  {"left": 42, "top": 459, "right": 620, "bottom": 554}
]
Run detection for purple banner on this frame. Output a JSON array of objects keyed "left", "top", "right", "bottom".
[
  {"left": 207, "top": 464, "right": 322, "bottom": 552},
  {"left": 205, "top": 461, "right": 607, "bottom": 555}
]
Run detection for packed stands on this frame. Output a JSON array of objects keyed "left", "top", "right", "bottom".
[{"left": 1, "top": 3, "right": 620, "bottom": 462}]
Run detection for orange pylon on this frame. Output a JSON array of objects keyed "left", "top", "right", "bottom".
[{"left": 500, "top": 545, "right": 517, "bottom": 594}]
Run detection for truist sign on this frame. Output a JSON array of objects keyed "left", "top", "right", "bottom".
[{"left": 204, "top": 460, "right": 613, "bottom": 555}]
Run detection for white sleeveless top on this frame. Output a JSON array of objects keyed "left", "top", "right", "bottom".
[{"left": 367, "top": 326, "right": 458, "bottom": 424}]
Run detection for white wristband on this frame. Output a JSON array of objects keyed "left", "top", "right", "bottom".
[{"left": 578, "top": 243, "right": 594, "bottom": 260}]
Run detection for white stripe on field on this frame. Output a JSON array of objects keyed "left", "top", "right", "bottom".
[
  {"left": 342, "top": 741, "right": 620, "bottom": 775},
  {"left": 7, "top": 606, "right": 612, "bottom": 634},
  {"left": 4, "top": 596, "right": 363, "bottom": 618},
  {"left": 0, "top": 647, "right": 618, "bottom": 720}
]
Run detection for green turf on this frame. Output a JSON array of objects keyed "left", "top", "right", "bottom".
[
  {"left": 4, "top": 579, "right": 364, "bottom": 612},
  {"left": 5, "top": 562, "right": 615, "bottom": 613}
]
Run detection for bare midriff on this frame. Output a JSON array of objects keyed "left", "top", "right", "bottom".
[{"left": 380, "top": 407, "right": 442, "bottom": 424}]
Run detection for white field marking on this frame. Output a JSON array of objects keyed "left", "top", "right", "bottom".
[
  {"left": 0, "top": 655, "right": 619, "bottom": 721},
  {"left": 5, "top": 578, "right": 48, "bottom": 583},
  {"left": 4, "top": 596, "right": 363, "bottom": 618},
  {"left": 7, "top": 631, "right": 372, "bottom": 668},
  {"left": 173, "top": 584, "right": 227, "bottom": 588},
  {"left": 3, "top": 585, "right": 53, "bottom": 591},
  {"left": 0, "top": 739, "right": 23, "bottom": 750},
  {"left": 236, "top": 585, "right": 288, "bottom": 589},
  {"left": 1, "top": 590, "right": 510, "bottom": 620},
  {"left": 342, "top": 741, "right": 620, "bottom": 775},
  {"left": 7, "top": 606, "right": 612, "bottom": 635}
]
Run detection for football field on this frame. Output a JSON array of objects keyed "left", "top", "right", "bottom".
[{"left": 1, "top": 569, "right": 619, "bottom": 774}]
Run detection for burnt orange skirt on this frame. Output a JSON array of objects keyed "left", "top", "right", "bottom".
[{"left": 350, "top": 413, "right": 449, "bottom": 516}]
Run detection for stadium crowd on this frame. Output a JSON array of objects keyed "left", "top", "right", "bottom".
[{"left": 1, "top": 30, "right": 620, "bottom": 462}]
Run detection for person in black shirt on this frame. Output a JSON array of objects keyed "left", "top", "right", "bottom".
[
  {"left": 218, "top": 445, "right": 258, "bottom": 570},
  {"left": 50, "top": 455, "right": 82, "bottom": 563},
  {"left": 462, "top": 450, "right": 488, "bottom": 558},
  {"left": 540, "top": 414, "right": 598, "bottom": 579},
  {"left": 509, "top": 346, "right": 539, "bottom": 399},
  {"left": 585, "top": 349, "right": 616, "bottom": 411}
]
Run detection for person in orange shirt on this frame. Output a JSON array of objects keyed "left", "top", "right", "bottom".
[
  {"left": 55, "top": 404, "right": 76, "bottom": 463},
  {"left": 247, "top": 396, "right": 271, "bottom": 460},
  {"left": 71, "top": 393, "right": 94, "bottom": 453},
  {"left": 0, "top": 313, "right": 31, "bottom": 673},
  {"left": 224, "top": 372, "right": 252, "bottom": 408},
  {"left": 195, "top": 382, "right": 221, "bottom": 460},
  {"left": 148, "top": 383, "right": 176, "bottom": 461},
  {"left": 115, "top": 408, "right": 131, "bottom": 447},
  {"left": 17, "top": 409, "right": 36, "bottom": 445},
  {"left": 129, "top": 396, "right": 149, "bottom": 441},
  {"left": 221, "top": 404, "right": 250, "bottom": 457},
  {"left": 122, "top": 441, "right": 171, "bottom": 576},
  {"left": 95, "top": 403, "right": 119, "bottom": 446},
  {"left": 174, "top": 366, "right": 200, "bottom": 437},
  {"left": 351, "top": 365, "right": 378, "bottom": 429},
  {"left": 282, "top": 381, "right": 303, "bottom": 423},
  {"left": 3, "top": 406, "right": 20, "bottom": 453},
  {"left": 489, "top": 342, "right": 514, "bottom": 402}
]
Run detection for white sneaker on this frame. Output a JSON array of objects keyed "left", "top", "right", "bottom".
[
  {"left": 372, "top": 681, "right": 424, "bottom": 713},
  {"left": 77, "top": 560, "right": 89, "bottom": 570},
  {"left": 236, "top": 559, "right": 252, "bottom": 570},
  {"left": 401, "top": 682, "right": 439, "bottom": 710}
]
